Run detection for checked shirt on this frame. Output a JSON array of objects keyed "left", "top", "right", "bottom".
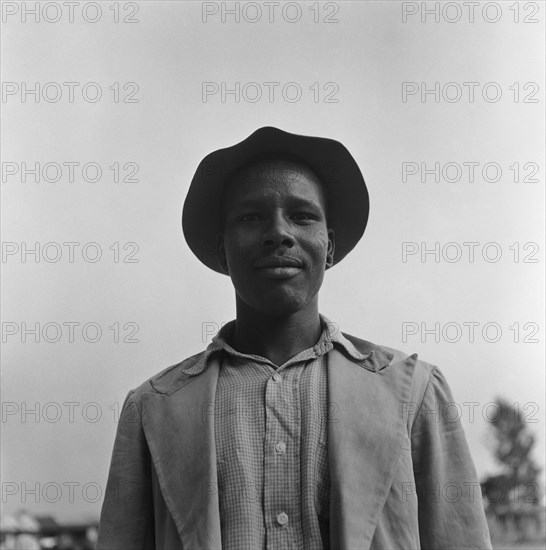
[{"left": 183, "top": 314, "right": 372, "bottom": 550}]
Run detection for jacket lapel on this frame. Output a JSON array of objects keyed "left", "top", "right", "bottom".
[
  {"left": 327, "top": 346, "right": 416, "bottom": 550},
  {"left": 141, "top": 356, "right": 222, "bottom": 550}
]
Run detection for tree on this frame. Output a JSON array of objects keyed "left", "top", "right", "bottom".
[{"left": 481, "top": 397, "right": 542, "bottom": 540}]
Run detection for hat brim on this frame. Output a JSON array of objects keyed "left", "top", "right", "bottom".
[{"left": 182, "top": 126, "right": 369, "bottom": 274}]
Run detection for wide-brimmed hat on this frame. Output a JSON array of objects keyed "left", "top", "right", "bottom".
[{"left": 182, "top": 126, "right": 369, "bottom": 274}]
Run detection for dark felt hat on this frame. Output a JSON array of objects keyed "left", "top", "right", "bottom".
[{"left": 182, "top": 126, "right": 369, "bottom": 274}]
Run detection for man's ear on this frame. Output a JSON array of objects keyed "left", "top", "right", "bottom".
[
  {"left": 325, "top": 228, "right": 335, "bottom": 269},
  {"left": 217, "top": 233, "right": 229, "bottom": 274}
]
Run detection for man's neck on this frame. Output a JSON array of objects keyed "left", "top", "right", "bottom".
[{"left": 230, "top": 299, "right": 322, "bottom": 367}]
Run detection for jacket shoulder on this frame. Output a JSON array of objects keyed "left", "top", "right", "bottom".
[
  {"left": 346, "top": 336, "right": 438, "bottom": 401},
  {"left": 379, "top": 344, "right": 436, "bottom": 373},
  {"left": 377, "top": 344, "right": 456, "bottom": 420},
  {"left": 343, "top": 333, "right": 436, "bottom": 376},
  {"left": 128, "top": 349, "right": 211, "bottom": 403}
]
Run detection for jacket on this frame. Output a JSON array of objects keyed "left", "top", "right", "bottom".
[{"left": 97, "top": 333, "right": 492, "bottom": 550}]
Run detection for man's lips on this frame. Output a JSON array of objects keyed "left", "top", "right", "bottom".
[
  {"left": 254, "top": 257, "right": 303, "bottom": 279},
  {"left": 254, "top": 257, "right": 303, "bottom": 269}
]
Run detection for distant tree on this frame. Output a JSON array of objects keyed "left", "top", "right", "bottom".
[{"left": 481, "top": 397, "right": 542, "bottom": 540}]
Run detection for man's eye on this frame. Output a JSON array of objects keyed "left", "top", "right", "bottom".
[
  {"left": 292, "top": 212, "right": 315, "bottom": 221},
  {"left": 239, "top": 214, "right": 259, "bottom": 222}
]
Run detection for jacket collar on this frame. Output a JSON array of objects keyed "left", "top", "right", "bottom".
[{"left": 181, "top": 313, "right": 393, "bottom": 377}]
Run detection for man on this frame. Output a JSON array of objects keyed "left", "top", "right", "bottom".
[{"left": 97, "top": 127, "right": 492, "bottom": 549}]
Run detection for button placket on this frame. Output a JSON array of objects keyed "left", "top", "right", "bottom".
[
  {"left": 213, "top": 325, "right": 336, "bottom": 549},
  {"left": 264, "top": 367, "right": 302, "bottom": 547}
]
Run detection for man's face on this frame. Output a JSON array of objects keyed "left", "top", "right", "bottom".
[{"left": 218, "top": 159, "right": 335, "bottom": 316}]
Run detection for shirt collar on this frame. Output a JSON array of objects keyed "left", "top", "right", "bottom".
[{"left": 182, "top": 314, "right": 374, "bottom": 376}]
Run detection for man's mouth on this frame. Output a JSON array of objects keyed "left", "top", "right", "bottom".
[
  {"left": 254, "top": 257, "right": 303, "bottom": 269},
  {"left": 254, "top": 257, "right": 303, "bottom": 279}
]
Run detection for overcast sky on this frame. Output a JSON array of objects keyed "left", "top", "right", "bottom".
[{"left": 2, "top": 1, "right": 545, "bottom": 522}]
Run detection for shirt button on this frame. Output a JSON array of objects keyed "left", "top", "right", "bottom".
[
  {"left": 276, "top": 512, "right": 289, "bottom": 526},
  {"left": 275, "top": 441, "right": 286, "bottom": 454},
  {"left": 272, "top": 373, "right": 282, "bottom": 382}
]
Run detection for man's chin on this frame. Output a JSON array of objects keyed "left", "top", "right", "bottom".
[
  {"left": 247, "top": 293, "right": 309, "bottom": 317},
  {"left": 260, "top": 303, "right": 305, "bottom": 317}
]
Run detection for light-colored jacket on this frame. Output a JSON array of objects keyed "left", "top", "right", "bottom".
[{"left": 97, "top": 334, "right": 492, "bottom": 550}]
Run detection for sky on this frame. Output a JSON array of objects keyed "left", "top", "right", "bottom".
[{"left": 1, "top": 1, "right": 545, "bottom": 523}]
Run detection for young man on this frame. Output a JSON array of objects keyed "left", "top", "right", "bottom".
[{"left": 97, "top": 127, "right": 492, "bottom": 550}]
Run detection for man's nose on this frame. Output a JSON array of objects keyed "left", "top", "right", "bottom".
[{"left": 263, "top": 213, "right": 294, "bottom": 248}]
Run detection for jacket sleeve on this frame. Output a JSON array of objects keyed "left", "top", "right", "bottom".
[
  {"left": 411, "top": 367, "right": 492, "bottom": 549},
  {"left": 97, "top": 390, "right": 155, "bottom": 550}
]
